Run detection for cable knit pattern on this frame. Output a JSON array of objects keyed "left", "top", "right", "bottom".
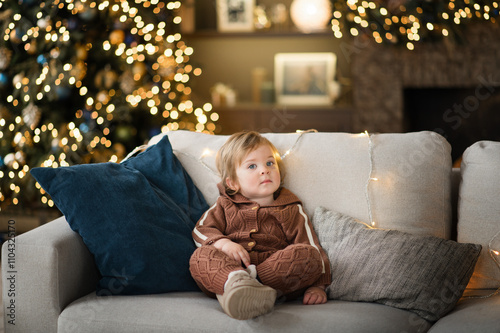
[
  {"left": 190, "top": 183, "right": 331, "bottom": 296},
  {"left": 257, "top": 244, "right": 323, "bottom": 294},
  {"left": 189, "top": 246, "right": 243, "bottom": 296}
]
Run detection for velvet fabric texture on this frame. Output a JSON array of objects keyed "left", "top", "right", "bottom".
[
  {"left": 312, "top": 207, "right": 481, "bottom": 322},
  {"left": 31, "top": 135, "right": 208, "bottom": 295}
]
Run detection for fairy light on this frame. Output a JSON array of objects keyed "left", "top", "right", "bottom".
[
  {"left": 465, "top": 229, "right": 500, "bottom": 299},
  {"left": 331, "top": 0, "right": 499, "bottom": 49},
  {"left": 363, "top": 131, "right": 377, "bottom": 227},
  {"left": 280, "top": 129, "right": 318, "bottom": 160}
]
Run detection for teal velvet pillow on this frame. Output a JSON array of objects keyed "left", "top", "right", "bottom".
[{"left": 30, "top": 135, "right": 208, "bottom": 295}]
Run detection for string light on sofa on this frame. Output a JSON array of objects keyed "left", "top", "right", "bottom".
[
  {"left": 485, "top": 229, "right": 500, "bottom": 297},
  {"left": 362, "top": 131, "right": 377, "bottom": 227},
  {"left": 125, "top": 129, "right": 320, "bottom": 179},
  {"left": 465, "top": 229, "right": 500, "bottom": 299},
  {"left": 490, "top": 230, "right": 500, "bottom": 268},
  {"left": 188, "top": 129, "right": 319, "bottom": 176},
  {"left": 281, "top": 129, "right": 318, "bottom": 160}
]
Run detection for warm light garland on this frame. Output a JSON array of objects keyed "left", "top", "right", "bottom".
[
  {"left": 359, "top": 130, "right": 500, "bottom": 299},
  {"left": 465, "top": 229, "right": 500, "bottom": 299},
  {"left": 126, "top": 129, "right": 320, "bottom": 178},
  {"left": 331, "top": 0, "right": 500, "bottom": 50},
  {"left": 281, "top": 129, "right": 318, "bottom": 160},
  {"left": 363, "top": 131, "right": 377, "bottom": 227}
]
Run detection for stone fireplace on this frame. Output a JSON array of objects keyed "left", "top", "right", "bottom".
[{"left": 350, "top": 24, "right": 500, "bottom": 161}]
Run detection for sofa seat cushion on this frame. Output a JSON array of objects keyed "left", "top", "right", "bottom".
[
  {"left": 162, "top": 130, "right": 452, "bottom": 239},
  {"left": 58, "top": 292, "right": 431, "bottom": 333},
  {"left": 428, "top": 291, "right": 500, "bottom": 333}
]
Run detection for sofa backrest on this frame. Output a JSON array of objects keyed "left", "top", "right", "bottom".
[
  {"left": 161, "top": 130, "right": 452, "bottom": 239},
  {"left": 458, "top": 141, "right": 500, "bottom": 290}
]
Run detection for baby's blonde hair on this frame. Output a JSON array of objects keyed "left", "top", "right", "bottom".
[{"left": 216, "top": 131, "right": 284, "bottom": 195}]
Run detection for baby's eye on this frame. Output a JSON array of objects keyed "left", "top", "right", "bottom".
[
  {"left": 248, "top": 164, "right": 257, "bottom": 170},
  {"left": 266, "top": 161, "right": 274, "bottom": 166}
]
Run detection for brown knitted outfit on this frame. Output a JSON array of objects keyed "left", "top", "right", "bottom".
[{"left": 189, "top": 183, "right": 331, "bottom": 298}]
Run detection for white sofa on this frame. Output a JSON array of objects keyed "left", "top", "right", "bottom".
[{"left": 2, "top": 130, "right": 500, "bottom": 333}]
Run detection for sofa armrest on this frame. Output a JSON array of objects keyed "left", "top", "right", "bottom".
[{"left": 2, "top": 216, "right": 99, "bottom": 333}]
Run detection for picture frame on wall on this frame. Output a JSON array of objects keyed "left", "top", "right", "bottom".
[
  {"left": 274, "top": 52, "right": 337, "bottom": 106},
  {"left": 216, "top": 0, "right": 255, "bottom": 32}
]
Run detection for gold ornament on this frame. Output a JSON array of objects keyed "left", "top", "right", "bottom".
[
  {"left": 109, "top": 30, "right": 125, "bottom": 45},
  {"left": 3, "top": 153, "right": 15, "bottom": 168},
  {"left": 26, "top": 40, "right": 37, "bottom": 55},
  {"left": 119, "top": 71, "right": 136, "bottom": 94},
  {"left": 97, "top": 90, "right": 111, "bottom": 104},
  {"left": 75, "top": 44, "right": 88, "bottom": 60},
  {"left": 95, "top": 67, "right": 118, "bottom": 89},
  {"left": 71, "top": 60, "right": 87, "bottom": 81},
  {"left": 9, "top": 29, "right": 21, "bottom": 43},
  {"left": 12, "top": 73, "right": 24, "bottom": 86},
  {"left": 22, "top": 102, "right": 42, "bottom": 129},
  {"left": 0, "top": 48, "right": 12, "bottom": 70},
  {"left": 132, "top": 62, "right": 147, "bottom": 78},
  {"left": 105, "top": 70, "right": 118, "bottom": 89}
]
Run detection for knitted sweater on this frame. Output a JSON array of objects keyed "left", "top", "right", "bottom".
[{"left": 192, "top": 183, "right": 332, "bottom": 287}]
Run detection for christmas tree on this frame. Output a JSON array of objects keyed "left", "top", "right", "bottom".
[{"left": 0, "top": 0, "right": 217, "bottom": 212}]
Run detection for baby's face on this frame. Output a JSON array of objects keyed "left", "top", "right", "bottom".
[{"left": 232, "top": 144, "right": 280, "bottom": 205}]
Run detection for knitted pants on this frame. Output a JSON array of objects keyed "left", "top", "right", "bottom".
[{"left": 189, "top": 243, "right": 323, "bottom": 298}]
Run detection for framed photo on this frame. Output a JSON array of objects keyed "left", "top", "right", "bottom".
[
  {"left": 274, "top": 53, "right": 337, "bottom": 106},
  {"left": 216, "top": 0, "right": 255, "bottom": 32}
]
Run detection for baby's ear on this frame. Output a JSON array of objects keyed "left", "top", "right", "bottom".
[{"left": 225, "top": 177, "right": 239, "bottom": 192}]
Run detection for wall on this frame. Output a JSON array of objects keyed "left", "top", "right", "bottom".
[
  {"left": 185, "top": 35, "right": 350, "bottom": 104},
  {"left": 183, "top": 0, "right": 351, "bottom": 106}
]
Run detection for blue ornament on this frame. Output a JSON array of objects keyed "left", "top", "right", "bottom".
[
  {"left": 0, "top": 73, "right": 8, "bottom": 87},
  {"left": 20, "top": 0, "right": 37, "bottom": 5},
  {"left": 79, "top": 123, "right": 89, "bottom": 133},
  {"left": 78, "top": 8, "right": 98, "bottom": 21},
  {"left": 83, "top": 110, "right": 92, "bottom": 121},
  {"left": 37, "top": 54, "right": 47, "bottom": 65},
  {"left": 0, "top": 156, "right": 4, "bottom": 167},
  {"left": 125, "top": 34, "right": 135, "bottom": 46},
  {"left": 67, "top": 18, "right": 78, "bottom": 30},
  {"left": 56, "top": 86, "right": 71, "bottom": 100},
  {"left": 51, "top": 139, "right": 59, "bottom": 152}
]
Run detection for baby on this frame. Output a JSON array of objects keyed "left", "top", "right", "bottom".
[{"left": 189, "top": 131, "right": 331, "bottom": 320}]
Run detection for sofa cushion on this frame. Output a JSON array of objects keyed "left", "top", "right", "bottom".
[
  {"left": 160, "top": 130, "right": 452, "bottom": 238},
  {"left": 458, "top": 140, "right": 500, "bottom": 289},
  {"left": 30, "top": 135, "right": 208, "bottom": 295},
  {"left": 58, "top": 292, "right": 432, "bottom": 333},
  {"left": 312, "top": 207, "right": 481, "bottom": 322},
  {"left": 428, "top": 291, "right": 500, "bottom": 333}
]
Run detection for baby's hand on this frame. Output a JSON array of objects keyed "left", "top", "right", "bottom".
[
  {"left": 213, "top": 238, "right": 251, "bottom": 267},
  {"left": 303, "top": 286, "right": 327, "bottom": 305}
]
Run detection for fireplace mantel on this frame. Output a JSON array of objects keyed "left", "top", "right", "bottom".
[{"left": 350, "top": 24, "right": 500, "bottom": 133}]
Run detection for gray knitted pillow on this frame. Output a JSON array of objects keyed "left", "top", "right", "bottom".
[{"left": 312, "top": 207, "right": 481, "bottom": 322}]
